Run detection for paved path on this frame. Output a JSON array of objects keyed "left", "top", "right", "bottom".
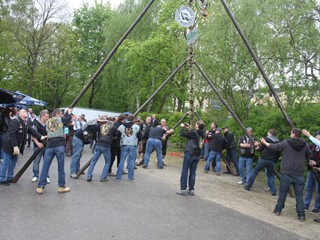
[{"left": 0, "top": 146, "right": 314, "bottom": 240}]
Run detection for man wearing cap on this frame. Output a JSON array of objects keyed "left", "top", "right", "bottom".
[
  {"left": 70, "top": 116, "right": 107, "bottom": 178},
  {"left": 36, "top": 108, "right": 72, "bottom": 194},
  {"left": 0, "top": 107, "right": 45, "bottom": 186},
  {"left": 87, "top": 116, "right": 117, "bottom": 182},
  {"left": 116, "top": 115, "right": 141, "bottom": 180},
  {"left": 223, "top": 126, "right": 239, "bottom": 175}
]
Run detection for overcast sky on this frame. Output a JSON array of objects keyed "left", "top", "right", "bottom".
[{"left": 67, "top": 0, "right": 125, "bottom": 12}]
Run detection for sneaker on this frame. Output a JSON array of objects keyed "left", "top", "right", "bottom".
[
  {"left": 134, "top": 166, "right": 138, "bottom": 169},
  {"left": 298, "top": 216, "right": 305, "bottom": 222},
  {"left": 46, "top": 178, "right": 50, "bottom": 184},
  {"left": 87, "top": 177, "right": 92, "bottom": 182},
  {"left": 100, "top": 178, "right": 108, "bottom": 182},
  {"left": 31, "top": 176, "right": 38, "bottom": 182},
  {"left": 264, "top": 186, "right": 270, "bottom": 191},
  {"left": 157, "top": 165, "right": 164, "bottom": 169},
  {"left": 70, "top": 173, "right": 78, "bottom": 179},
  {"left": 304, "top": 207, "right": 309, "bottom": 212},
  {"left": 216, "top": 172, "right": 220, "bottom": 176},
  {"left": 176, "top": 190, "right": 186, "bottom": 195},
  {"left": 108, "top": 172, "right": 116, "bottom": 176},
  {"left": 141, "top": 165, "right": 147, "bottom": 168},
  {"left": 273, "top": 209, "right": 281, "bottom": 216},
  {"left": 162, "top": 162, "right": 167, "bottom": 166},
  {"left": 311, "top": 209, "right": 320, "bottom": 215},
  {"left": 36, "top": 187, "right": 44, "bottom": 194},
  {"left": 237, "top": 180, "right": 243, "bottom": 185},
  {"left": 203, "top": 170, "right": 208, "bottom": 173},
  {"left": 314, "top": 218, "right": 320, "bottom": 223},
  {"left": 244, "top": 185, "right": 250, "bottom": 191},
  {"left": 58, "top": 187, "right": 70, "bottom": 193},
  {"left": 188, "top": 190, "right": 194, "bottom": 196},
  {"left": 0, "top": 181, "right": 10, "bottom": 186},
  {"left": 123, "top": 171, "right": 128, "bottom": 175}
]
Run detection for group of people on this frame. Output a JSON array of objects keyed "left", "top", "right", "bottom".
[
  {"left": 178, "top": 120, "right": 320, "bottom": 223},
  {"left": 1, "top": 105, "right": 320, "bottom": 223}
]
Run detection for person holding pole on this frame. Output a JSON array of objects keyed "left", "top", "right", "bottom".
[
  {"left": 0, "top": 107, "right": 45, "bottom": 186},
  {"left": 177, "top": 120, "right": 205, "bottom": 196},
  {"left": 260, "top": 128, "right": 311, "bottom": 222},
  {"left": 36, "top": 108, "right": 72, "bottom": 194}
]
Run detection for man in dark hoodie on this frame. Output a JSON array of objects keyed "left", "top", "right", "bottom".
[
  {"left": 245, "top": 129, "right": 281, "bottom": 195},
  {"left": 204, "top": 128, "right": 225, "bottom": 175},
  {"left": 261, "top": 128, "right": 311, "bottom": 222},
  {"left": 177, "top": 120, "right": 206, "bottom": 196}
]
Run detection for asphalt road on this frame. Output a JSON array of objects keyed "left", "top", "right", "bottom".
[{"left": 0, "top": 146, "right": 308, "bottom": 240}]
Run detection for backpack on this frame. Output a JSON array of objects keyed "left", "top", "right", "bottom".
[{"left": 82, "top": 119, "right": 97, "bottom": 144}]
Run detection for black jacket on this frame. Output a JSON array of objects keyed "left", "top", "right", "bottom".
[
  {"left": 97, "top": 122, "right": 117, "bottom": 147},
  {"left": 208, "top": 133, "right": 225, "bottom": 153},
  {"left": 257, "top": 136, "right": 281, "bottom": 162},
  {"left": 224, "top": 131, "right": 236, "bottom": 150},
  {"left": 3, "top": 117, "right": 42, "bottom": 155},
  {"left": 180, "top": 127, "right": 206, "bottom": 156},
  {"left": 112, "top": 119, "right": 123, "bottom": 148},
  {"left": 268, "top": 138, "right": 312, "bottom": 176}
]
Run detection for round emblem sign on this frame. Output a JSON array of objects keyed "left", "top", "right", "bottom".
[{"left": 175, "top": 5, "right": 195, "bottom": 28}]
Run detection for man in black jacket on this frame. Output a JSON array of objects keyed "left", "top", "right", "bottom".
[
  {"left": 70, "top": 117, "right": 106, "bottom": 178},
  {"left": 0, "top": 107, "right": 44, "bottom": 186},
  {"left": 261, "top": 128, "right": 312, "bottom": 222},
  {"left": 204, "top": 128, "right": 225, "bottom": 175},
  {"left": 223, "top": 126, "right": 239, "bottom": 175},
  {"left": 245, "top": 129, "right": 281, "bottom": 195},
  {"left": 177, "top": 121, "right": 206, "bottom": 196},
  {"left": 108, "top": 114, "right": 126, "bottom": 176},
  {"left": 87, "top": 116, "right": 117, "bottom": 182}
]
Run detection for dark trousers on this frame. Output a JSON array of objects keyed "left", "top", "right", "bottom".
[
  {"left": 275, "top": 173, "right": 305, "bottom": 217},
  {"left": 180, "top": 152, "right": 200, "bottom": 191},
  {"left": 109, "top": 145, "right": 121, "bottom": 173}
]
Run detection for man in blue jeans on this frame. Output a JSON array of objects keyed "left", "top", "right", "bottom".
[
  {"left": 237, "top": 127, "right": 258, "bottom": 185},
  {"left": 36, "top": 108, "right": 72, "bottom": 194},
  {"left": 177, "top": 121, "right": 205, "bottom": 196},
  {"left": 245, "top": 129, "right": 281, "bottom": 195},
  {"left": 142, "top": 124, "right": 173, "bottom": 169},
  {"left": 116, "top": 115, "right": 141, "bottom": 180},
  {"left": 31, "top": 110, "right": 50, "bottom": 183},
  {"left": 261, "top": 128, "right": 312, "bottom": 222},
  {"left": 0, "top": 107, "right": 44, "bottom": 186},
  {"left": 70, "top": 117, "right": 106, "bottom": 178},
  {"left": 87, "top": 116, "right": 117, "bottom": 182}
]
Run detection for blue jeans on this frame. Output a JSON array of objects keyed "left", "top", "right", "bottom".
[
  {"left": 304, "top": 170, "right": 320, "bottom": 210},
  {"left": 180, "top": 152, "right": 200, "bottom": 191},
  {"left": 239, "top": 157, "right": 253, "bottom": 184},
  {"left": 246, "top": 158, "right": 276, "bottom": 194},
  {"left": 0, "top": 151, "right": 18, "bottom": 181},
  {"left": 116, "top": 145, "right": 137, "bottom": 180},
  {"left": 32, "top": 146, "right": 47, "bottom": 178},
  {"left": 37, "top": 146, "right": 66, "bottom": 188},
  {"left": 87, "top": 145, "right": 111, "bottom": 180},
  {"left": 143, "top": 138, "right": 163, "bottom": 167},
  {"left": 70, "top": 136, "right": 84, "bottom": 174},
  {"left": 275, "top": 173, "right": 305, "bottom": 217},
  {"left": 204, "top": 150, "right": 221, "bottom": 172},
  {"left": 226, "top": 148, "right": 239, "bottom": 173},
  {"left": 0, "top": 132, "right": 6, "bottom": 160},
  {"left": 204, "top": 142, "right": 209, "bottom": 161}
]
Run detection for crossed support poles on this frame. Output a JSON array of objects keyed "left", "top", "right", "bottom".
[{"left": 12, "top": 0, "right": 315, "bottom": 195}]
